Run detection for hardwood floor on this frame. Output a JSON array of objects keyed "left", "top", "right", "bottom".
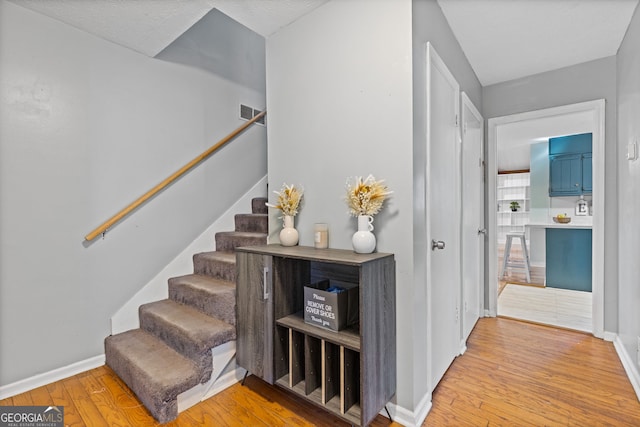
[
  {"left": 425, "top": 318, "right": 640, "bottom": 426},
  {"left": 0, "top": 365, "right": 398, "bottom": 426},
  {"left": 2, "top": 317, "right": 639, "bottom": 426}
]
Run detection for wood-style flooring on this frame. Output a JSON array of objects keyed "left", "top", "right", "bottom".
[
  {"left": 2, "top": 317, "right": 639, "bottom": 426},
  {"left": 0, "top": 365, "right": 397, "bottom": 426},
  {"left": 426, "top": 318, "right": 640, "bottom": 426}
]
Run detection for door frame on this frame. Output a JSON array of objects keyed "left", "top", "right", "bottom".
[
  {"left": 487, "top": 99, "right": 605, "bottom": 338},
  {"left": 460, "top": 91, "right": 484, "bottom": 347}
]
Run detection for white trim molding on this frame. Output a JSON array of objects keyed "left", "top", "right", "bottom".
[
  {"left": 0, "top": 355, "right": 105, "bottom": 400},
  {"left": 487, "top": 99, "right": 606, "bottom": 339},
  {"left": 1, "top": 178, "right": 268, "bottom": 401},
  {"left": 614, "top": 335, "right": 640, "bottom": 401},
  {"left": 387, "top": 392, "right": 432, "bottom": 427}
]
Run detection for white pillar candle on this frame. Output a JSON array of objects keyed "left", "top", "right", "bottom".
[{"left": 314, "top": 223, "right": 329, "bottom": 249}]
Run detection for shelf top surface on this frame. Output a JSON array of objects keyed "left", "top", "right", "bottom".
[
  {"left": 236, "top": 244, "right": 394, "bottom": 264},
  {"left": 527, "top": 222, "right": 592, "bottom": 230},
  {"left": 276, "top": 312, "right": 360, "bottom": 351}
]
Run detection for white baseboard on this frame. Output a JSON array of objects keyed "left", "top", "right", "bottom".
[
  {"left": 459, "top": 343, "right": 468, "bottom": 355},
  {"left": 2, "top": 180, "right": 267, "bottom": 400},
  {"left": 613, "top": 335, "right": 640, "bottom": 401},
  {"left": 111, "top": 176, "right": 268, "bottom": 334},
  {"left": 0, "top": 354, "right": 105, "bottom": 400},
  {"left": 386, "top": 392, "right": 432, "bottom": 427}
]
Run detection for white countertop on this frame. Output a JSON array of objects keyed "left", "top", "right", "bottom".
[{"left": 527, "top": 222, "right": 592, "bottom": 230}]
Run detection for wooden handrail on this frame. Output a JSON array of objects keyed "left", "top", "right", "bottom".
[{"left": 85, "top": 110, "right": 266, "bottom": 241}]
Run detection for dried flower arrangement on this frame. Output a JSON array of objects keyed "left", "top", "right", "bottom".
[
  {"left": 345, "top": 175, "right": 392, "bottom": 217},
  {"left": 267, "top": 183, "right": 304, "bottom": 217}
]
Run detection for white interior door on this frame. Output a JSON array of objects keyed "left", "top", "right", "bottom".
[
  {"left": 426, "top": 43, "right": 461, "bottom": 390},
  {"left": 461, "top": 92, "right": 484, "bottom": 344}
]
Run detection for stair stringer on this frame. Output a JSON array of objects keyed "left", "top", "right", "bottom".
[
  {"left": 176, "top": 340, "right": 243, "bottom": 412},
  {"left": 111, "top": 176, "right": 267, "bottom": 335}
]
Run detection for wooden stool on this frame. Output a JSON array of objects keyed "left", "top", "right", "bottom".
[{"left": 500, "top": 232, "right": 531, "bottom": 283}]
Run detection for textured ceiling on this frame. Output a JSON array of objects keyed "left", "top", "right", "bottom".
[
  {"left": 9, "top": 0, "right": 329, "bottom": 57},
  {"left": 10, "top": 0, "right": 639, "bottom": 84},
  {"left": 214, "top": 0, "right": 329, "bottom": 39},
  {"left": 438, "top": 0, "right": 639, "bottom": 86},
  {"left": 9, "top": 0, "right": 215, "bottom": 56}
]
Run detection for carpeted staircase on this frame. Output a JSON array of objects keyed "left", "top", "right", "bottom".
[{"left": 105, "top": 197, "right": 268, "bottom": 423}]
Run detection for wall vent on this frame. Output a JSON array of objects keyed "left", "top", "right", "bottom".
[
  {"left": 240, "top": 104, "right": 253, "bottom": 120},
  {"left": 253, "top": 109, "right": 266, "bottom": 125},
  {"left": 240, "top": 104, "right": 266, "bottom": 126}
]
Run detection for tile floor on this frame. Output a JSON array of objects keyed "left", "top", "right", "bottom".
[{"left": 497, "top": 283, "right": 592, "bottom": 332}]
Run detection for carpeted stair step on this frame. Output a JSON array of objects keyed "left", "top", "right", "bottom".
[
  {"left": 168, "top": 274, "right": 236, "bottom": 325},
  {"left": 214, "top": 231, "right": 267, "bottom": 253},
  {"left": 105, "top": 196, "right": 269, "bottom": 424},
  {"left": 139, "top": 299, "right": 236, "bottom": 383},
  {"left": 235, "top": 213, "right": 268, "bottom": 233},
  {"left": 193, "top": 251, "right": 237, "bottom": 282},
  {"left": 252, "top": 197, "right": 268, "bottom": 214},
  {"left": 105, "top": 329, "right": 200, "bottom": 424}
]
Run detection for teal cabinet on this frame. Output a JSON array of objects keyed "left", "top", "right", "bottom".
[
  {"left": 582, "top": 153, "right": 592, "bottom": 193},
  {"left": 546, "top": 228, "right": 592, "bottom": 292},
  {"left": 549, "top": 154, "right": 582, "bottom": 195},
  {"left": 548, "top": 133, "right": 592, "bottom": 196},
  {"left": 549, "top": 133, "right": 592, "bottom": 155}
]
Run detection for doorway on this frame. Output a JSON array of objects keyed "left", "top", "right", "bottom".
[{"left": 487, "top": 100, "right": 605, "bottom": 338}]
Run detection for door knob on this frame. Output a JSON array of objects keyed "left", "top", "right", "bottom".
[
  {"left": 478, "top": 228, "right": 487, "bottom": 235},
  {"left": 431, "top": 239, "right": 445, "bottom": 250}
]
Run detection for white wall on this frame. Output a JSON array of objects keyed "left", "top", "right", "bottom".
[
  {"left": 266, "top": 0, "right": 415, "bottom": 412},
  {"left": 412, "top": 0, "right": 482, "bottom": 109},
  {"left": 616, "top": 2, "right": 640, "bottom": 379},
  {"left": 529, "top": 142, "right": 549, "bottom": 265},
  {"left": 266, "top": 0, "right": 482, "bottom": 420},
  {"left": 483, "top": 56, "right": 618, "bottom": 331},
  {"left": 529, "top": 142, "right": 549, "bottom": 223},
  {"left": 0, "top": 1, "right": 266, "bottom": 385}
]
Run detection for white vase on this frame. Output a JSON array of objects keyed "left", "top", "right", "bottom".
[
  {"left": 279, "top": 215, "right": 299, "bottom": 246},
  {"left": 352, "top": 215, "right": 376, "bottom": 253}
]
